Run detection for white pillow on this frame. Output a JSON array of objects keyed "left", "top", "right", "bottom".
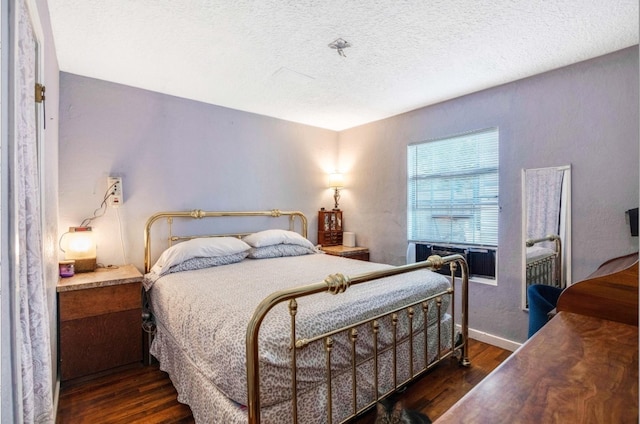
[
  {"left": 243, "top": 229, "right": 315, "bottom": 249},
  {"left": 151, "top": 237, "right": 250, "bottom": 276}
]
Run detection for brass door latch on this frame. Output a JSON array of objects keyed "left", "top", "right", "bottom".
[{"left": 35, "top": 83, "right": 45, "bottom": 103}]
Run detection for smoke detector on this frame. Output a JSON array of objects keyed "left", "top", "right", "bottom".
[{"left": 328, "top": 38, "right": 351, "bottom": 57}]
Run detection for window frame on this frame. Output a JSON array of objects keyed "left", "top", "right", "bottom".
[{"left": 407, "top": 127, "right": 499, "bottom": 281}]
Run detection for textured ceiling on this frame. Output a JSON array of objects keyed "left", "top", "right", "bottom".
[{"left": 48, "top": 0, "right": 638, "bottom": 131}]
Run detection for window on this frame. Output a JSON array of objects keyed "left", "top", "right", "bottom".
[{"left": 408, "top": 128, "right": 499, "bottom": 279}]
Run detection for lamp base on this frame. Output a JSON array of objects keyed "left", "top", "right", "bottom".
[{"left": 73, "top": 257, "right": 96, "bottom": 273}]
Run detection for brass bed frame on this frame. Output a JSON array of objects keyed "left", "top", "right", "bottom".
[
  {"left": 144, "top": 209, "right": 470, "bottom": 424},
  {"left": 525, "top": 235, "right": 562, "bottom": 289}
]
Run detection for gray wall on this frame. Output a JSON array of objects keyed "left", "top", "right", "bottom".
[
  {"left": 59, "top": 47, "right": 638, "bottom": 345},
  {"left": 58, "top": 73, "right": 338, "bottom": 270},
  {"left": 338, "top": 46, "right": 639, "bottom": 343}
]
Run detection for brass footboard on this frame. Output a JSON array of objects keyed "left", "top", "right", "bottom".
[{"left": 246, "top": 254, "right": 470, "bottom": 424}]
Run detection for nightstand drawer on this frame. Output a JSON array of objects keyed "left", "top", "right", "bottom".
[
  {"left": 341, "top": 251, "right": 370, "bottom": 261},
  {"left": 60, "top": 308, "right": 142, "bottom": 380},
  {"left": 321, "top": 245, "right": 370, "bottom": 261},
  {"left": 59, "top": 282, "right": 140, "bottom": 321}
]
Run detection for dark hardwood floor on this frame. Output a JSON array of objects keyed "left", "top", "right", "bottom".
[{"left": 56, "top": 339, "right": 511, "bottom": 423}]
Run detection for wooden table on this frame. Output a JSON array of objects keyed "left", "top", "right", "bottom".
[{"left": 435, "top": 311, "right": 638, "bottom": 423}]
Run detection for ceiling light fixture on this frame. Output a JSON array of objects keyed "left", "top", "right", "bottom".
[{"left": 328, "top": 38, "right": 351, "bottom": 57}]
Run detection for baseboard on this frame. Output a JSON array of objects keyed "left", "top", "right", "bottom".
[{"left": 457, "top": 325, "right": 522, "bottom": 352}]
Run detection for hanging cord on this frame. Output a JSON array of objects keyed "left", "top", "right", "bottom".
[
  {"left": 59, "top": 181, "right": 118, "bottom": 254},
  {"left": 58, "top": 179, "right": 132, "bottom": 271},
  {"left": 58, "top": 230, "right": 70, "bottom": 253},
  {"left": 59, "top": 180, "right": 130, "bottom": 269},
  {"left": 79, "top": 181, "right": 118, "bottom": 227},
  {"left": 116, "top": 206, "right": 127, "bottom": 264}
]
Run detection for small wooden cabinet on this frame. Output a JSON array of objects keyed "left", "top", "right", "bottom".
[
  {"left": 318, "top": 209, "right": 343, "bottom": 246},
  {"left": 57, "top": 265, "right": 143, "bottom": 382},
  {"left": 322, "top": 245, "right": 370, "bottom": 261}
]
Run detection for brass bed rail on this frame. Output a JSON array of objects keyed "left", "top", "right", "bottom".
[{"left": 246, "top": 253, "right": 470, "bottom": 424}]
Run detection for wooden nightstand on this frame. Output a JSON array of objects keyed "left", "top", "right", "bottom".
[
  {"left": 57, "top": 264, "right": 143, "bottom": 382},
  {"left": 321, "top": 245, "right": 370, "bottom": 261}
]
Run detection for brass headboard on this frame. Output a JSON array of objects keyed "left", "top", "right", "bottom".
[{"left": 144, "top": 209, "right": 308, "bottom": 273}]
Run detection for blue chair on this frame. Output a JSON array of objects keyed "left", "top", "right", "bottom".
[{"left": 527, "top": 284, "right": 563, "bottom": 338}]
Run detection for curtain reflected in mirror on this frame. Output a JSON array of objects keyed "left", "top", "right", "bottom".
[{"left": 522, "top": 165, "right": 571, "bottom": 309}]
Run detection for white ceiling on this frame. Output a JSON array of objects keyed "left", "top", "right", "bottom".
[{"left": 48, "top": 1, "right": 638, "bottom": 131}]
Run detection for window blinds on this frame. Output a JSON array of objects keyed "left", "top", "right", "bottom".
[{"left": 408, "top": 128, "right": 499, "bottom": 246}]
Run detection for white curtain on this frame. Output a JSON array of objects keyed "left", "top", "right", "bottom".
[{"left": 16, "top": 0, "right": 54, "bottom": 422}]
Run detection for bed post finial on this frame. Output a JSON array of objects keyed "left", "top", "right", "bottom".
[
  {"left": 427, "top": 255, "right": 444, "bottom": 270},
  {"left": 190, "top": 209, "right": 206, "bottom": 218},
  {"left": 324, "top": 273, "right": 350, "bottom": 294}
]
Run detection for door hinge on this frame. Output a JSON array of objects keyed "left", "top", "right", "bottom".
[{"left": 35, "top": 83, "right": 45, "bottom": 103}]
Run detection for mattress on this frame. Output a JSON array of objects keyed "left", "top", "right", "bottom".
[
  {"left": 526, "top": 245, "right": 555, "bottom": 264},
  {"left": 148, "top": 253, "right": 452, "bottom": 420}
]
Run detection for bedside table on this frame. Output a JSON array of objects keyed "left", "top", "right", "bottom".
[
  {"left": 321, "top": 245, "right": 370, "bottom": 261},
  {"left": 57, "top": 264, "right": 143, "bottom": 382}
]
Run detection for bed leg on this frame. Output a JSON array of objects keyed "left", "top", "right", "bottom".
[{"left": 453, "top": 333, "right": 471, "bottom": 367}]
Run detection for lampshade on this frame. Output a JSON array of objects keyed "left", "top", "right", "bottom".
[
  {"left": 328, "top": 173, "right": 345, "bottom": 188},
  {"left": 64, "top": 227, "right": 97, "bottom": 272}
]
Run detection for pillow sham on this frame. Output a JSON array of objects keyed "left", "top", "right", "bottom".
[
  {"left": 150, "top": 236, "right": 250, "bottom": 277},
  {"left": 243, "top": 229, "right": 315, "bottom": 250},
  {"left": 248, "top": 244, "right": 319, "bottom": 259},
  {"left": 166, "top": 251, "right": 249, "bottom": 273},
  {"left": 143, "top": 251, "right": 248, "bottom": 290}
]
